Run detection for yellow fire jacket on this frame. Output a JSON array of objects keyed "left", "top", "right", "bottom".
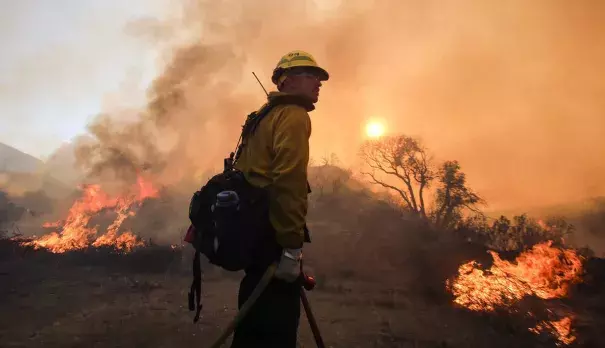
[{"left": 234, "top": 92, "right": 313, "bottom": 249}]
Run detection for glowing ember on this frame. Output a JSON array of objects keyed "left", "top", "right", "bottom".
[
  {"left": 446, "top": 241, "right": 583, "bottom": 345},
  {"left": 20, "top": 175, "right": 157, "bottom": 253}
]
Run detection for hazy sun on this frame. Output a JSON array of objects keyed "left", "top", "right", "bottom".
[{"left": 365, "top": 121, "right": 385, "bottom": 138}]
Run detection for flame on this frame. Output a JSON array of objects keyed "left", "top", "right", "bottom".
[
  {"left": 42, "top": 221, "right": 62, "bottom": 228},
  {"left": 20, "top": 175, "right": 158, "bottom": 253},
  {"left": 530, "top": 316, "right": 576, "bottom": 346},
  {"left": 536, "top": 219, "right": 548, "bottom": 230},
  {"left": 447, "top": 241, "right": 583, "bottom": 344},
  {"left": 136, "top": 174, "right": 159, "bottom": 200}
]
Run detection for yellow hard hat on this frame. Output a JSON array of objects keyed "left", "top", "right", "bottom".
[{"left": 271, "top": 50, "right": 329, "bottom": 85}]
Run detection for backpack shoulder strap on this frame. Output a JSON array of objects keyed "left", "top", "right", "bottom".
[{"left": 232, "top": 95, "right": 312, "bottom": 165}]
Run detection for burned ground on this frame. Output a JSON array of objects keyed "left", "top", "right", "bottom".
[
  {"left": 3, "top": 195, "right": 605, "bottom": 348},
  {"left": 0, "top": 240, "right": 545, "bottom": 348}
]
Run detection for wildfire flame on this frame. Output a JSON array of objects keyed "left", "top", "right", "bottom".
[
  {"left": 447, "top": 241, "right": 583, "bottom": 345},
  {"left": 530, "top": 316, "right": 576, "bottom": 346},
  {"left": 20, "top": 175, "right": 159, "bottom": 253}
]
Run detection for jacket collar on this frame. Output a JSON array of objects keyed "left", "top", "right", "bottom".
[{"left": 267, "top": 92, "right": 315, "bottom": 112}]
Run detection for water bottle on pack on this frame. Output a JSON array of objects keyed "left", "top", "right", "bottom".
[
  {"left": 211, "top": 191, "right": 240, "bottom": 252},
  {"left": 215, "top": 191, "right": 240, "bottom": 210}
]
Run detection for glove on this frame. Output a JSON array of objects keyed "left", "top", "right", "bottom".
[{"left": 274, "top": 248, "right": 302, "bottom": 283}]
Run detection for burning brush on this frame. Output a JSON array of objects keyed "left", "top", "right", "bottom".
[
  {"left": 18, "top": 175, "right": 159, "bottom": 253},
  {"left": 446, "top": 241, "right": 584, "bottom": 345}
]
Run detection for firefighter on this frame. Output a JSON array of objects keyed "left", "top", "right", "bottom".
[{"left": 230, "top": 50, "right": 329, "bottom": 347}]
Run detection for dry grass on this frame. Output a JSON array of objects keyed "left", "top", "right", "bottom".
[{"left": 0, "top": 237, "right": 570, "bottom": 348}]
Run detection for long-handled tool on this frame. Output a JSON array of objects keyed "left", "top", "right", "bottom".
[
  {"left": 208, "top": 264, "right": 326, "bottom": 348},
  {"left": 301, "top": 290, "right": 325, "bottom": 348},
  {"left": 209, "top": 263, "right": 277, "bottom": 348}
]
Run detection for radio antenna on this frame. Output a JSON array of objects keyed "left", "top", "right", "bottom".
[{"left": 252, "top": 72, "right": 269, "bottom": 97}]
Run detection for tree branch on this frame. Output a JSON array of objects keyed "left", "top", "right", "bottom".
[{"left": 361, "top": 171, "right": 414, "bottom": 209}]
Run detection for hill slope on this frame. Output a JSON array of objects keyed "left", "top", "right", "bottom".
[{"left": 0, "top": 142, "right": 43, "bottom": 173}]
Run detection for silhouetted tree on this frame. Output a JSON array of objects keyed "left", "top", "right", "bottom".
[
  {"left": 359, "top": 135, "right": 483, "bottom": 227},
  {"left": 432, "top": 160, "right": 484, "bottom": 229},
  {"left": 359, "top": 135, "right": 434, "bottom": 219}
]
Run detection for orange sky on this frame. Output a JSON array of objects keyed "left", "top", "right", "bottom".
[{"left": 63, "top": 0, "right": 605, "bottom": 212}]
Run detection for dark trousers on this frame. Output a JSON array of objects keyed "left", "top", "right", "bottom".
[{"left": 230, "top": 268, "right": 301, "bottom": 348}]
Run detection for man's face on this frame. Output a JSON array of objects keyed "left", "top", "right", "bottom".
[{"left": 285, "top": 72, "right": 323, "bottom": 103}]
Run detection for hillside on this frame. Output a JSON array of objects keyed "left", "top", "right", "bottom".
[
  {"left": 0, "top": 171, "right": 72, "bottom": 199},
  {"left": 0, "top": 142, "right": 75, "bottom": 199},
  {"left": 0, "top": 142, "right": 43, "bottom": 173}
]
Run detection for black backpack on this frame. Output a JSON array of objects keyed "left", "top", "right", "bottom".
[{"left": 185, "top": 95, "right": 312, "bottom": 322}]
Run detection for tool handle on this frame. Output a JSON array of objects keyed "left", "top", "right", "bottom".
[
  {"left": 209, "top": 263, "right": 277, "bottom": 348},
  {"left": 301, "top": 288, "right": 326, "bottom": 348}
]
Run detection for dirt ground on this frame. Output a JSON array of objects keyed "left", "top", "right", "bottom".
[{"left": 1, "top": 238, "right": 574, "bottom": 348}]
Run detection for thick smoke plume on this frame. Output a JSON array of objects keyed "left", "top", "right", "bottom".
[{"left": 74, "top": 0, "right": 605, "bottom": 211}]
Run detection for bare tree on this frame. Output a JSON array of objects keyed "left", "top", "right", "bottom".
[
  {"left": 359, "top": 135, "right": 485, "bottom": 229},
  {"left": 359, "top": 135, "right": 434, "bottom": 219},
  {"left": 319, "top": 153, "right": 339, "bottom": 167}
]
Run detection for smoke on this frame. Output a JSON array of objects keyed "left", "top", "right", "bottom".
[{"left": 70, "top": 0, "right": 605, "bottom": 212}]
